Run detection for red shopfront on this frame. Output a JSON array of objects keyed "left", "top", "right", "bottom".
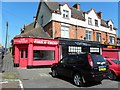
[
  {"left": 102, "top": 48, "right": 120, "bottom": 60},
  {"left": 13, "top": 37, "right": 59, "bottom": 68}
]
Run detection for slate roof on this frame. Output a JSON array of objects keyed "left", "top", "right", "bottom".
[
  {"left": 24, "top": 22, "right": 35, "bottom": 32},
  {"left": 101, "top": 19, "right": 108, "bottom": 27},
  {"left": 15, "top": 26, "right": 50, "bottom": 38},
  {"left": 36, "top": 1, "right": 116, "bottom": 29},
  {"left": 44, "top": 2, "right": 85, "bottom": 20}
]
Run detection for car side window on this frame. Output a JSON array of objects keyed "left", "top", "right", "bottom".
[
  {"left": 106, "top": 60, "right": 111, "bottom": 65},
  {"left": 60, "top": 56, "right": 69, "bottom": 64},
  {"left": 68, "top": 56, "right": 77, "bottom": 64},
  {"left": 78, "top": 55, "right": 86, "bottom": 64}
]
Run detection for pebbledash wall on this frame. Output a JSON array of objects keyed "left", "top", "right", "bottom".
[{"left": 13, "top": 37, "right": 59, "bottom": 68}]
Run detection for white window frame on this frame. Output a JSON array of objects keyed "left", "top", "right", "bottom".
[
  {"left": 95, "top": 19, "right": 98, "bottom": 26},
  {"left": 63, "top": 10, "right": 69, "bottom": 18},
  {"left": 110, "top": 25, "right": 112, "bottom": 30},
  {"left": 109, "top": 36, "right": 115, "bottom": 44},
  {"left": 61, "top": 26, "right": 69, "bottom": 38},
  {"left": 86, "top": 30, "right": 91, "bottom": 41},
  {"left": 96, "top": 32, "right": 101, "bottom": 42},
  {"left": 88, "top": 17, "right": 92, "bottom": 25}
]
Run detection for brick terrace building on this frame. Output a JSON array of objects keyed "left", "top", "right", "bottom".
[{"left": 34, "top": 1, "right": 117, "bottom": 46}]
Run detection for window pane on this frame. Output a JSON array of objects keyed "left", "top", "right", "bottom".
[
  {"left": 33, "top": 50, "right": 55, "bottom": 60},
  {"left": 61, "top": 26, "right": 69, "bottom": 38},
  {"left": 95, "top": 20, "right": 98, "bottom": 26},
  {"left": 21, "top": 50, "right": 24, "bottom": 58},
  {"left": 88, "top": 17, "right": 92, "bottom": 25}
]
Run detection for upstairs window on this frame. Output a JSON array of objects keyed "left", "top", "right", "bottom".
[
  {"left": 110, "top": 25, "right": 112, "bottom": 30},
  {"left": 109, "top": 36, "right": 115, "bottom": 44},
  {"left": 63, "top": 10, "right": 69, "bottom": 18},
  {"left": 88, "top": 17, "right": 92, "bottom": 25},
  {"left": 96, "top": 32, "right": 101, "bottom": 42},
  {"left": 86, "top": 30, "right": 91, "bottom": 41},
  {"left": 61, "top": 26, "right": 69, "bottom": 38},
  {"left": 95, "top": 19, "right": 98, "bottom": 26}
]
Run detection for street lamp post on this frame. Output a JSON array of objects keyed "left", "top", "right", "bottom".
[{"left": 5, "top": 22, "right": 8, "bottom": 53}]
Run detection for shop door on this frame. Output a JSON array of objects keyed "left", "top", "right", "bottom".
[{"left": 20, "top": 48, "right": 28, "bottom": 68}]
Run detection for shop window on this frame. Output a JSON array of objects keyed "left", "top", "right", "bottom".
[
  {"left": 33, "top": 50, "right": 55, "bottom": 60},
  {"left": 68, "top": 46, "right": 81, "bottom": 53}
]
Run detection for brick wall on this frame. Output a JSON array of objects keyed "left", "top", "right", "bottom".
[
  {"left": 53, "top": 21, "right": 86, "bottom": 40},
  {"left": 53, "top": 21, "right": 61, "bottom": 38},
  {"left": 77, "top": 27, "right": 86, "bottom": 40},
  {"left": 44, "top": 21, "right": 117, "bottom": 45}
]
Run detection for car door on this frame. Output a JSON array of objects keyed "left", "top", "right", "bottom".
[
  {"left": 57, "top": 56, "right": 69, "bottom": 76},
  {"left": 63, "top": 55, "right": 78, "bottom": 77}
]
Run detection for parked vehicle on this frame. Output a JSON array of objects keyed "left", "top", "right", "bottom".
[
  {"left": 51, "top": 53, "right": 108, "bottom": 87},
  {"left": 105, "top": 58, "right": 120, "bottom": 80}
]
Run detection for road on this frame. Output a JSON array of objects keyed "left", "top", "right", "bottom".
[{"left": 17, "top": 68, "right": 120, "bottom": 88}]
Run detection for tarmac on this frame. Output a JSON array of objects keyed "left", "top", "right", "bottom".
[{"left": 0, "top": 51, "right": 52, "bottom": 89}]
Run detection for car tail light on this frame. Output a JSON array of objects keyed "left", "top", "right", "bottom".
[{"left": 88, "top": 54, "right": 93, "bottom": 67}]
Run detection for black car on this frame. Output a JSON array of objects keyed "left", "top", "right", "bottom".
[{"left": 51, "top": 53, "right": 108, "bottom": 87}]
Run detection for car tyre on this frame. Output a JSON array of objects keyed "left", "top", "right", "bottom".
[
  {"left": 52, "top": 69, "right": 58, "bottom": 78},
  {"left": 108, "top": 71, "right": 117, "bottom": 80},
  {"left": 73, "top": 73, "right": 84, "bottom": 87}
]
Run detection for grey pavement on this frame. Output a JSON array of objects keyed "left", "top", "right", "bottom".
[
  {"left": 2, "top": 51, "right": 17, "bottom": 73},
  {"left": 0, "top": 54, "right": 3, "bottom": 72},
  {"left": 0, "top": 51, "right": 20, "bottom": 89}
]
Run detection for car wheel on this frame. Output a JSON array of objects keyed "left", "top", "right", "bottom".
[
  {"left": 52, "top": 69, "right": 57, "bottom": 77},
  {"left": 108, "top": 71, "right": 117, "bottom": 80},
  {"left": 73, "top": 74, "right": 83, "bottom": 87}
]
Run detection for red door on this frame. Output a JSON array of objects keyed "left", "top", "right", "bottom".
[{"left": 20, "top": 48, "right": 28, "bottom": 68}]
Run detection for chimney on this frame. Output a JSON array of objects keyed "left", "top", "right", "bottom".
[
  {"left": 97, "top": 11, "right": 102, "bottom": 19},
  {"left": 73, "top": 3, "right": 80, "bottom": 11}
]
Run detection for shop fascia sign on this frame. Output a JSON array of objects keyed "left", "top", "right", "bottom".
[
  {"left": 34, "top": 39, "right": 58, "bottom": 45},
  {"left": 75, "top": 42, "right": 91, "bottom": 46},
  {"left": 14, "top": 38, "right": 29, "bottom": 44}
]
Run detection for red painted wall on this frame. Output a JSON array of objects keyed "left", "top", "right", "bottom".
[
  {"left": 13, "top": 37, "right": 60, "bottom": 68},
  {"left": 102, "top": 48, "right": 119, "bottom": 59}
]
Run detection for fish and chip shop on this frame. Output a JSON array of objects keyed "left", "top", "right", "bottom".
[{"left": 13, "top": 37, "right": 59, "bottom": 68}]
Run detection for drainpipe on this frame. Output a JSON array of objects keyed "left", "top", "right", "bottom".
[{"left": 76, "top": 18, "right": 78, "bottom": 39}]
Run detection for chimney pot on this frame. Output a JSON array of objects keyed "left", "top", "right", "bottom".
[{"left": 73, "top": 3, "right": 80, "bottom": 11}]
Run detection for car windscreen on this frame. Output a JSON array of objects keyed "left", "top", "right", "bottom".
[
  {"left": 90, "top": 54, "right": 106, "bottom": 66},
  {"left": 112, "top": 60, "right": 120, "bottom": 65}
]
